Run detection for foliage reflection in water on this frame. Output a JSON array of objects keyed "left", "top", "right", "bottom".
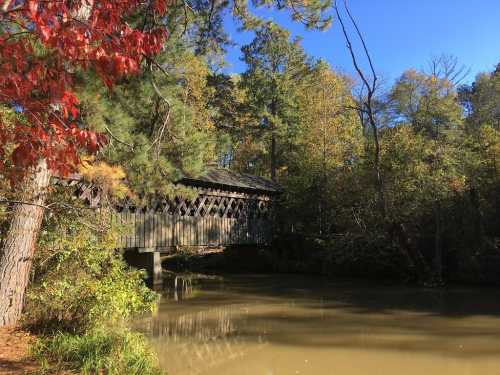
[{"left": 134, "top": 274, "right": 500, "bottom": 375}]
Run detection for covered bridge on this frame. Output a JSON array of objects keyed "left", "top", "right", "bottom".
[
  {"left": 115, "top": 167, "right": 282, "bottom": 284},
  {"left": 115, "top": 167, "right": 281, "bottom": 250}
]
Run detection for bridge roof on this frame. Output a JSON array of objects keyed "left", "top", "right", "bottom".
[{"left": 180, "top": 167, "right": 282, "bottom": 194}]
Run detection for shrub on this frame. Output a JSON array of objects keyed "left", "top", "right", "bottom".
[
  {"left": 322, "top": 232, "right": 408, "bottom": 280},
  {"left": 32, "top": 327, "right": 163, "bottom": 375},
  {"left": 24, "top": 210, "right": 158, "bottom": 333},
  {"left": 22, "top": 207, "right": 163, "bottom": 374}
]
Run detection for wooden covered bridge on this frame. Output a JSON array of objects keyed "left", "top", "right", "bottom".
[
  {"left": 112, "top": 167, "right": 282, "bottom": 284},
  {"left": 114, "top": 168, "right": 281, "bottom": 250}
]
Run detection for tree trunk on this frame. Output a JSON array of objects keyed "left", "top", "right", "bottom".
[
  {"left": 367, "top": 110, "right": 386, "bottom": 218},
  {"left": 271, "top": 131, "right": 277, "bottom": 182},
  {"left": 392, "top": 222, "right": 430, "bottom": 282},
  {"left": 433, "top": 200, "right": 443, "bottom": 284},
  {"left": 469, "top": 187, "right": 484, "bottom": 248},
  {"left": 0, "top": 160, "right": 50, "bottom": 327}
]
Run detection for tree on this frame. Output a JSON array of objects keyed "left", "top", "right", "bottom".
[
  {"left": 77, "top": 36, "right": 221, "bottom": 198},
  {"left": 459, "top": 64, "right": 500, "bottom": 243},
  {"left": 239, "top": 21, "right": 312, "bottom": 180},
  {"left": 463, "top": 65, "right": 500, "bottom": 130},
  {"left": 334, "top": 0, "right": 386, "bottom": 217},
  {"left": 285, "top": 61, "right": 362, "bottom": 234},
  {"left": 390, "top": 69, "right": 462, "bottom": 138},
  {"left": 389, "top": 68, "right": 465, "bottom": 283},
  {"left": 0, "top": 0, "right": 169, "bottom": 327}
]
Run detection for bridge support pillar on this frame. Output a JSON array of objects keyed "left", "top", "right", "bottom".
[{"left": 123, "top": 248, "right": 163, "bottom": 288}]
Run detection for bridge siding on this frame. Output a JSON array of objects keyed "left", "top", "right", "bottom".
[{"left": 114, "top": 211, "right": 271, "bottom": 249}]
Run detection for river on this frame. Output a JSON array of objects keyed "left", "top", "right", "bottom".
[{"left": 135, "top": 274, "right": 500, "bottom": 375}]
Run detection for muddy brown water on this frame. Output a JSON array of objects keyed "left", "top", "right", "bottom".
[{"left": 135, "top": 274, "right": 500, "bottom": 375}]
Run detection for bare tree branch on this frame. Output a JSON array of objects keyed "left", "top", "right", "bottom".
[
  {"left": 334, "top": 0, "right": 386, "bottom": 216},
  {"left": 103, "top": 125, "right": 135, "bottom": 150}
]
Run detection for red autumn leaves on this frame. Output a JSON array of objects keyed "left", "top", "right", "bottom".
[{"left": 0, "top": 0, "right": 168, "bottom": 182}]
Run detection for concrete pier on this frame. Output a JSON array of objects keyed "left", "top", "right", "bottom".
[{"left": 123, "top": 248, "right": 163, "bottom": 287}]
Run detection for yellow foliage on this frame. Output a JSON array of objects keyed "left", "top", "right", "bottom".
[
  {"left": 79, "top": 159, "right": 129, "bottom": 199},
  {"left": 298, "top": 65, "right": 362, "bottom": 171}
]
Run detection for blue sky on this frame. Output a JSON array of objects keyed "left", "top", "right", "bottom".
[{"left": 222, "top": 0, "right": 500, "bottom": 84}]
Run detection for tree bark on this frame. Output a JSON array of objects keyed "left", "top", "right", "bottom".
[
  {"left": 433, "top": 200, "right": 443, "bottom": 284},
  {"left": 391, "top": 222, "right": 429, "bottom": 282},
  {"left": 0, "top": 160, "right": 50, "bottom": 327},
  {"left": 271, "top": 131, "right": 277, "bottom": 182},
  {"left": 367, "top": 109, "right": 386, "bottom": 217}
]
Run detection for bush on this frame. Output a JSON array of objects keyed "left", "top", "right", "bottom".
[
  {"left": 23, "top": 208, "right": 164, "bottom": 374},
  {"left": 317, "top": 231, "right": 417, "bottom": 281},
  {"left": 32, "top": 327, "right": 163, "bottom": 375},
  {"left": 24, "top": 210, "right": 158, "bottom": 333}
]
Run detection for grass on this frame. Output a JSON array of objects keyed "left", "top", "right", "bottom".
[{"left": 31, "top": 327, "right": 164, "bottom": 375}]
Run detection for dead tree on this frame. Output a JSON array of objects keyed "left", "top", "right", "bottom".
[{"left": 334, "top": 0, "right": 386, "bottom": 217}]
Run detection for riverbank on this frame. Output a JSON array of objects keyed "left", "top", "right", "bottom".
[
  {"left": 0, "top": 325, "right": 163, "bottom": 375},
  {"left": 0, "top": 327, "right": 38, "bottom": 375},
  {"left": 162, "top": 239, "right": 500, "bottom": 286}
]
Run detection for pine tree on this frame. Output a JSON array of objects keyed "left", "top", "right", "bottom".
[{"left": 238, "top": 22, "right": 312, "bottom": 180}]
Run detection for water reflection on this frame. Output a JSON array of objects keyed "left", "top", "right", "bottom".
[
  {"left": 136, "top": 305, "right": 268, "bottom": 375},
  {"left": 138, "top": 275, "right": 500, "bottom": 375},
  {"left": 140, "top": 306, "right": 239, "bottom": 342}
]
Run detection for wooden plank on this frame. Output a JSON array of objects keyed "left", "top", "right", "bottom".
[
  {"left": 162, "top": 212, "right": 168, "bottom": 248},
  {"left": 168, "top": 214, "right": 174, "bottom": 247},
  {"left": 182, "top": 215, "right": 186, "bottom": 246},
  {"left": 184, "top": 215, "right": 187, "bottom": 246},
  {"left": 133, "top": 210, "right": 138, "bottom": 248},
  {"left": 152, "top": 211, "right": 157, "bottom": 248},
  {"left": 197, "top": 216, "right": 202, "bottom": 245},
  {"left": 223, "top": 217, "right": 227, "bottom": 245},
  {"left": 219, "top": 216, "right": 223, "bottom": 245},
  {"left": 209, "top": 215, "right": 213, "bottom": 245},
  {"left": 205, "top": 215, "right": 209, "bottom": 246},
  {"left": 181, "top": 215, "right": 186, "bottom": 246},
  {"left": 138, "top": 210, "right": 145, "bottom": 248},
  {"left": 186, "top": 215, "right": 191, "bottom": 246},
  {"left": 200, "top": 216, "right": 205, "bottom": 245},
  {"left": 235, "top": 218, "right": 240, "bottom": 244},
  {"left": 121, "top": 211, "right": 126, "bottom": 248},
  {"left": 220, "top": 217, "right": 224, "bottom": 245},
  {"left": 165, "top": 213, "right": 170, "bottom": 247},
  {"left": 122, "top": 211, "right": 127, "bottom": 248},
  {"left": 145, "top": 210, "right": 151, "bottom": 248},
  {"left": 158, "top": 211, "right": 163, "bottom": 247},
  {"left": 190, "top": 215, "right": 194, "bottom": 246},
  {"left": 189, "top": 215, "right": 194, "bottom": 246},
  {"left": 120, "top": 212, "right": 126, "bottom": 248},
  {"left": 174, "top": 214, "right": 179, "bottom": 246},
  {"left": 229, "top": 218, "right": 234, "bottom": 244},
  {"left": 127, "top": 210, "right": 132, "bottom": 248},
  {"left": 194, "top": 216, "right": 199, "bottom": 246},
  {"left": 177, "top": 214, "right": 182, "bottom": 246},
  {"left": 186, "top": 216, "right": 191, "bottom": 246},
  {"left": 173, "top": 214, "right": 178, "bottom": 247}
]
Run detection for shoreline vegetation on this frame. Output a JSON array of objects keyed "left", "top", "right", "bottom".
[
  {"left": 0, "top": 325, "right": 163, "bottom": 375},
  {"left": 6, "top": 209, "right": 166, "bottom": 375},
  {"left": 163, "top": 238, "right": 500, "bottom": 287}
]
